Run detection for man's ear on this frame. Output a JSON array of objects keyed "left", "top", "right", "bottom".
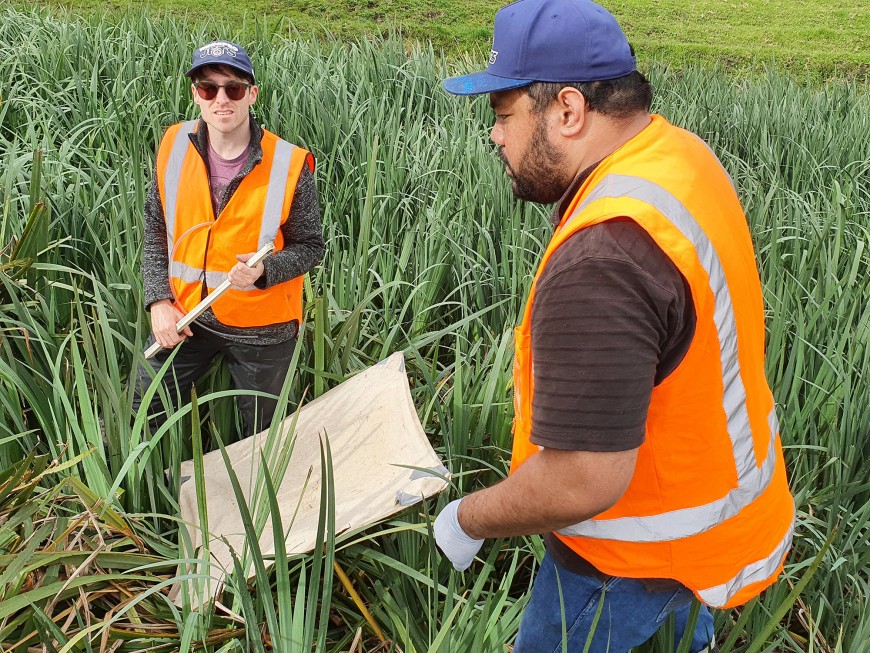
[{"left": 555, "top": 86, "right": 588, "bottom": 137}]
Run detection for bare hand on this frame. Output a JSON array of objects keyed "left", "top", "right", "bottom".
[
  {"left": 228, "top": 252, "right": 265, "bottom": 289},
  {"left": 149, "top": 300, "right": 192, "bottom": 349}
]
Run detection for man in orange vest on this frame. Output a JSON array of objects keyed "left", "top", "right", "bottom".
[
  {"left": 132, "top": 40, "right": 323, "bottom": 439},
  {"left": 433, "top": 1, "right": 795, "bottom": 651}
]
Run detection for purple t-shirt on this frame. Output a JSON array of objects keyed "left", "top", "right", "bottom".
[{"left": 207, "top": 143, "right": 249, "bottom": 213}]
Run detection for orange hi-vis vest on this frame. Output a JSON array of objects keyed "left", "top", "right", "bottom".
[
  {"left": 510, "top": 115, "right": 795, "bottom": 609},
  {"left": 156, "top": 120, "right": 314, "bottom": 328}
]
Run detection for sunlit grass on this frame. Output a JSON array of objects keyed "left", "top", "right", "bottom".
[{"left": 7, "top": 1, "right": 870, "bottom": 78}]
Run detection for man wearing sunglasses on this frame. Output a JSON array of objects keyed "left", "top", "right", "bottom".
[{"left": 133, "top": 40, "right": 324, "bottom": 440}]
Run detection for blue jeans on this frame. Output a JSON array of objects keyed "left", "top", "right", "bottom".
[{"left": 514, "top": 552, "right": 714, "bottom": 653}]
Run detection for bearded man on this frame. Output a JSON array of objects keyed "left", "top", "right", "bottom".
[{"left": 433, "top": 1, "right": 795, "bottom": 651}]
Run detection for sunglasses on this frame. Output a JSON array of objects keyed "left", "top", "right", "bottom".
[{"left": 194, "top": 81, "right": 252, "bottom": 101}]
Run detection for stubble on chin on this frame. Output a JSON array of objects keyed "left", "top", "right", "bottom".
[{"left": 502, "top": 124, "right": 572, "bottom": 205}]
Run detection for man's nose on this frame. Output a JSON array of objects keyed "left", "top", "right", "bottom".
[{"left": 490, "top": 122, "right": 503, "bottom": 146}]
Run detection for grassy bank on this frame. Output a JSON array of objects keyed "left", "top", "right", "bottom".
[
  {"left": 19, "top": 0, "right": 870, "bottom": 79},
  {"left": 2, "top": 7, "right": 869, "bottom": 652}
]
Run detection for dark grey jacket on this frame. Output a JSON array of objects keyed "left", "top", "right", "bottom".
[{"left": 142, "top": 116, "right": 324, "bottom": 344}]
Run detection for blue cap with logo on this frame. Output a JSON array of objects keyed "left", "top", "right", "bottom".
[
  {"left": 185, "top": 40, "right": 256, "bottom": 83},
  {"left": 443, "top": 0, "right": 635, "bottom": 96}
]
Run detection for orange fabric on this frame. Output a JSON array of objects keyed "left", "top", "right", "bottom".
[
  {"left": 510, "top": 116, "right": 793, "bottom": 608},
  {"left": 156, "top": 122, "right": 313, "bottom": 328}
]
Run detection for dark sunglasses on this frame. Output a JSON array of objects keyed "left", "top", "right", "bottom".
[{"left": 194, "top": 81, "right": 252, "bottom": 101}]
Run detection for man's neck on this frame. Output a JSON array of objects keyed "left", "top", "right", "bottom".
[
  {"left": 206, "top": 117, "right": 252, "bottom": 159},
  {"left": 572, "top": 112, "right": 652, "bottom": 175}
]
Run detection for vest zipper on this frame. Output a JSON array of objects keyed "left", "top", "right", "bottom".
[{"left": 201, "top": 227, "right": 212, "bottom": 300}]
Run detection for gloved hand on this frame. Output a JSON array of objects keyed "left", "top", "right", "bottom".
[{"left": 433, "top": 499, "right": 484, "bottom": 571}]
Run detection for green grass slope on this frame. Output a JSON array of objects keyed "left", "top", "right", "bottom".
[{"left": 23, "top": 0, "right": 870, "bottom": 78}]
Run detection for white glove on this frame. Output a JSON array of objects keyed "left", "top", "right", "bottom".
[{"left": 433, "top": 499, "right": 484, "bottom": 571}]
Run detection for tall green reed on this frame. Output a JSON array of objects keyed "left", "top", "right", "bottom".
[{"left": 1, "top": 7, "right": 868, "bottom": 650}]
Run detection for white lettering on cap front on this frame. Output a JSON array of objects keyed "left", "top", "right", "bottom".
[
  {"left": 199, "top": 41, "right": 239, "bottom": 58},
  {"left": 489, "top": 50, "right": 499, "bottom": 65}
]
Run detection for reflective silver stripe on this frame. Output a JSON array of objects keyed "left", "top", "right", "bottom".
[
  {"left": 768, "top": 406, "right": 780, "bottom": 442},
  {"left": 165, "top": 127, "right": 291, "bottom": 298},
  {"left": 559, "top": 429, "right": 777, "bottom": 541},
  {"left": 163, "top": 121, "right": 197, "bottom": 246},
  {"left": 259, "top": 141, "right": 295, "bottom": 247},
  {"left": 205, "top": 271, "right": 227, "bottom": 288},
  {"left": 697, "top": 505, "right": 795, "bottom": 607},
  {"left": 170, "top": 262, "right": 224, "bottom": 287},
  {"left": 169, "top": 261, "right": 204, "bottom": 284},
  {"left": 556, "top": 174, "right": 776, "bottom": 542},
  {"left": 169, "top": 263, "right": 259, "bottom": 292}
]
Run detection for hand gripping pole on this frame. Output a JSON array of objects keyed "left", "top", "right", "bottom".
[{"left": 143, "top": 243, "right": 275, "bottom": 359}]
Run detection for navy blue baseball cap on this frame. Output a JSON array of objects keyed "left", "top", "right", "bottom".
[
  {"left": 185, "top": 40, "right": 256, "bottom": 83},
  {"left": 443, "top": 0, "right": 635, "bottom": 96}
]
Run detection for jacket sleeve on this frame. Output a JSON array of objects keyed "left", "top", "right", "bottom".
[
  {"left": 256, "top": 165, "right": 324, "bottom": 288},
  {"left": 142, "top": 173, "right": 173, "bottom": 309}
]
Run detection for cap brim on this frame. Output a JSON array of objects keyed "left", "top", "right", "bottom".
[
  {"left": 185, "top": 63, "right": 256, "bottom": 83},
  {"left": 442, "top": 71, "right": 533, "bottom": 96}
]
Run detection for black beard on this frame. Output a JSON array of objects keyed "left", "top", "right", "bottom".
[{"left": 499, "top": 121, "right": 572, "bottom": 205}]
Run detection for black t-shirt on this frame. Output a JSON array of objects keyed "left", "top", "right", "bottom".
[
  {"left": 533, "top": 174, "right": 696, "bottom": 576},
  {"left": 531, "top": 218, "right": 696, "bottom": 450}
]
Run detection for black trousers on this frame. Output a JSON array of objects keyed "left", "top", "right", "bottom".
[{"left": 131, "top": 323, "right": 297, "bottom": 439}]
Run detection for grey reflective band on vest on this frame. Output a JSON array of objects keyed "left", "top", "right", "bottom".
[
  {"left": 162, "top": 125, "right": 294, "bottom": 291},
  {"left": 697, "top": 506, "right": 794, "bottom": 607},
  {"left": 163, "top": 120, "right": 198, "bottom": 246},
  {"left": 259, "top": 140, "right": 295, "bottom": 248},
  {"left": 556, "top": 174, "right": 779, "bottom": 543},
  {"left": 171, "top": 262, "right": 225, "bottom": 288},
  {"left": 170, "top": 262, "right": 260, "bottom": 292},
  {"left": 171, "top": 261, "right": 204, "bottom": 285},
  {"left": 559, "top": 431, "right": 777, "bottom": 542}
]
